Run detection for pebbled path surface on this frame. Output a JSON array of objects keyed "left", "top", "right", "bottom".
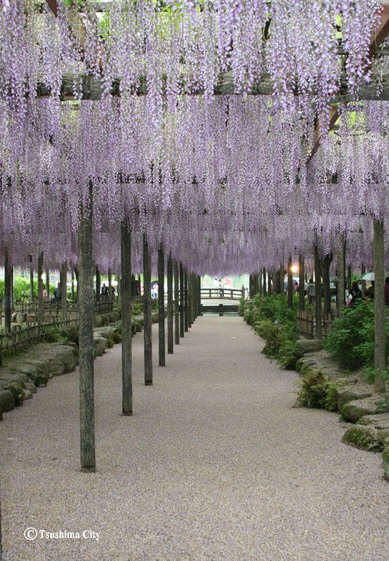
[{"left": 1, "top": 316, "right": 389, "bottom": 560}]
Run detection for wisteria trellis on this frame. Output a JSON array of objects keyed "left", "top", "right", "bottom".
[{"left": 1, "top": 0, "right": 389, "bottom": 275}]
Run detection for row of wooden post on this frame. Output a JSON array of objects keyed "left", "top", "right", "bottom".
[
  {"left": 248, "top": 219, "right": 386, "bottom": 392},
  {"left": 79, "top": 219, "right": 201, "bottom": 471}
]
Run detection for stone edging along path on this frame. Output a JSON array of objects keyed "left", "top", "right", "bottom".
[
  {"left": 0, "top": 309, "right": 159, "bottom": 422},
  {"left": 0, "top": 316, "right": 121, "bottom": 421},
  {"left": 289, "top": 339, "right": 389, "bottom": 480}
]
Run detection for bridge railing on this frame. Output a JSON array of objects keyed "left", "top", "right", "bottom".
[{"left": 200, "top": 288, "right": 243, "bottom": 300}]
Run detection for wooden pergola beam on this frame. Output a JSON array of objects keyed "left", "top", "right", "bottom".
[{"left": 35, "top": 70, "right": 389, "bottom": 102}]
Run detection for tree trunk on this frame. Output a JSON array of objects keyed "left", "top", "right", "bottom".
[
  {"left": 167, "top": 254, "right": 173, "bottom": 354},
  {"left": 174, "top": 261, "right": 180, "bottom": 344},
  {"left": 71, "top": 271, "right": 75, "bottom": 302},
  {"left": 143, "top": 235, "right": 152, "bottom": 385},
  {"left": 299, "top": 254, "right": 305, "bottom": 311},
  {"left": 37, "top": 251, "right": 44, "bottom": 323},
  {"left": 374, "top": 219, "right": 386, "bottom": 392},
  {"left": 78, "top": 198, "right": 96, "bottom": 471},
  {"left": 314, "top": 243, "right": 322, "bottom": 339},
  {"left": 336, "top": 235, "right": 346, "bottom": 316},
  {"left": 180, "top": 263, "right": 185, "bottom": 338},
  {"left": 121, "top": 222, "right": 133, "bottom": 415},
  {"left": 158, "top": 246, "right": 165, "bottom": 366}
]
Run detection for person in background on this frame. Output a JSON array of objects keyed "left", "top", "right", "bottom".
[
  {"left": 42, "top": 283, "right": 48, "bottom": 301},
  {"left": 53, "top": 282, "right": 62, "bottom": 302},
  {"left": 366, "top": 281, "right": 374, "bottom": 300},
  {"left": 385, "top": 278, "right": 389, "bottom": 306},
  {"left": 307, "top": 278, "right": 315, "bottom": 304},
  {"left": 348, "top": 281, "right": 362, "bottom": 308}
]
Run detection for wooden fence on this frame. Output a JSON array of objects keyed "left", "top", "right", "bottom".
[
  {"left": 0, "top": 300, "right": 115, "bottom": 364},
  {"left": 297, "top": 309, "right": 337, "bottom": 339},
  {"left": 0, "top": 318, "right": 79, "bottom": 365}
]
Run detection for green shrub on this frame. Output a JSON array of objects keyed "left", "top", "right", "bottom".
[
  {"left": 278, "top": 339, "right": 304, "bottom": 370},
  {"left": 61, "top": 325, "right": 79, "bottom": 347},
  {"left": 323, "top": 301, "right": 389, "bottom": 369},
  {"left": 296, "top": 368, "right": 341, "bottom": 411},
  {"left": 238, "top": 297, "right": 245, "bottom": 317},
  {"left": 251, "top": 295, "right": 300, "bottom": 369}
]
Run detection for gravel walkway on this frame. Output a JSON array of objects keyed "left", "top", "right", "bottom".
[{"left": 1, "top": 317, "right": 389, "bottom": 560}]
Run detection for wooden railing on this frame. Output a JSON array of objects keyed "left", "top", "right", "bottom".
[{"left": 201, "top": 288, "right": 243, "bottom": 300}]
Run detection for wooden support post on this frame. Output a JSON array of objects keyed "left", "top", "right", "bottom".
[
  {"left": 108, "top": 268, "right": 112, "bottom": 303},
  {"left": 280, "top": 256, "right": 284, "bottom": 300},
  {"left": 288, "top": 256, "right": 293, "bottom": 308},
  {"left": 38, "top": 251, "right": 44, "bottom": 323},
  {"left": 197, "top": 275, "right": 201, "bottom": 318},
  {"left": 78, "top": 194, "right": 96, "bottom": 471},
  {"left": 46, "top": 269, "right": 50, "bottom": 301},
  {"left": 71, "top": 271, "right": 75, "bottom": 302},
  {"left": 167, "top": 254, "right": 173, "bottom": 354},
  {"left": 361, "top": 263, "right": 366, "bottom": 298},
  {"left": 158, "top": 246, "right": 165, "bottom": 367},
  {"left": 322, "top": 253, "right": 333, "bottom": 317},
  {"left": 30, "top": 266, "right": 34, "bottom": 303},
  {"left": 180, "top": 263, "right": 185, "bottom": 338},
  {"left": 74, "top": 267, "right": 79, "bottom": 303},
  {"left": 263, "top": 268, "right": 267, "bottom": 297},
  {"left": 314, "top": 243, "right": 322, "bottom": 340},
  {"left": 259, "top": 271, "right": 263, "bottom": 295},
  {"left": 188, "top": 274, "right": 192, "bottom": 328},
  {"left": 174, "top": 261, "right": 180, "bottom": 344},
  {"left": 4, "top": 249, "right": 12, "bottom": 334},
  {"left": 61, "top": 262, "right": 68, "bottom": 319},
  {"left": 121, "top": 222, "right": 133, "bottom": 415},
  {"left": 374, "top": 218, "right": 386, "bottom": 392},
  {"left": 143, "top": 234, "right": 153, "bottom": 385},
  {"left": 336, "top": 235, "right": 346, "bottom": 316},
  {"left": 299, "top": 254, "right": 305, "bottom": 311},
  {"left": 95, "top": 266, "right": 101, "bottom": 301},
  {"left": 184, "top": 271, "right": 189, "bottom": 332}
]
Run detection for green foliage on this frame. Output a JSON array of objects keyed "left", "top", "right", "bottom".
[
  {"left": 278, "top": 339, "right": 304, "bottom": 370},
  {"left": 363, "top": 365, "right": 389, "bottom": 383},
  {"left": 238, "top": 297, "right": 245, "bottom": 317},
  {"left": 250, "top": 295, "right": 302, "bottom": 369},
  {"left": 296, "top": 368, "right": 341, "bottom": 411},
  {"left": 61, "top": 325, "right": 79, "bottom": 347},
  {"left": 323, "top": 301, "right": 389, "bottom": 369}
]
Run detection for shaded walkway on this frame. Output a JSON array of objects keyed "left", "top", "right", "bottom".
[{"left": 1, "top": 317, "right": 389, "bottom": 560}]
